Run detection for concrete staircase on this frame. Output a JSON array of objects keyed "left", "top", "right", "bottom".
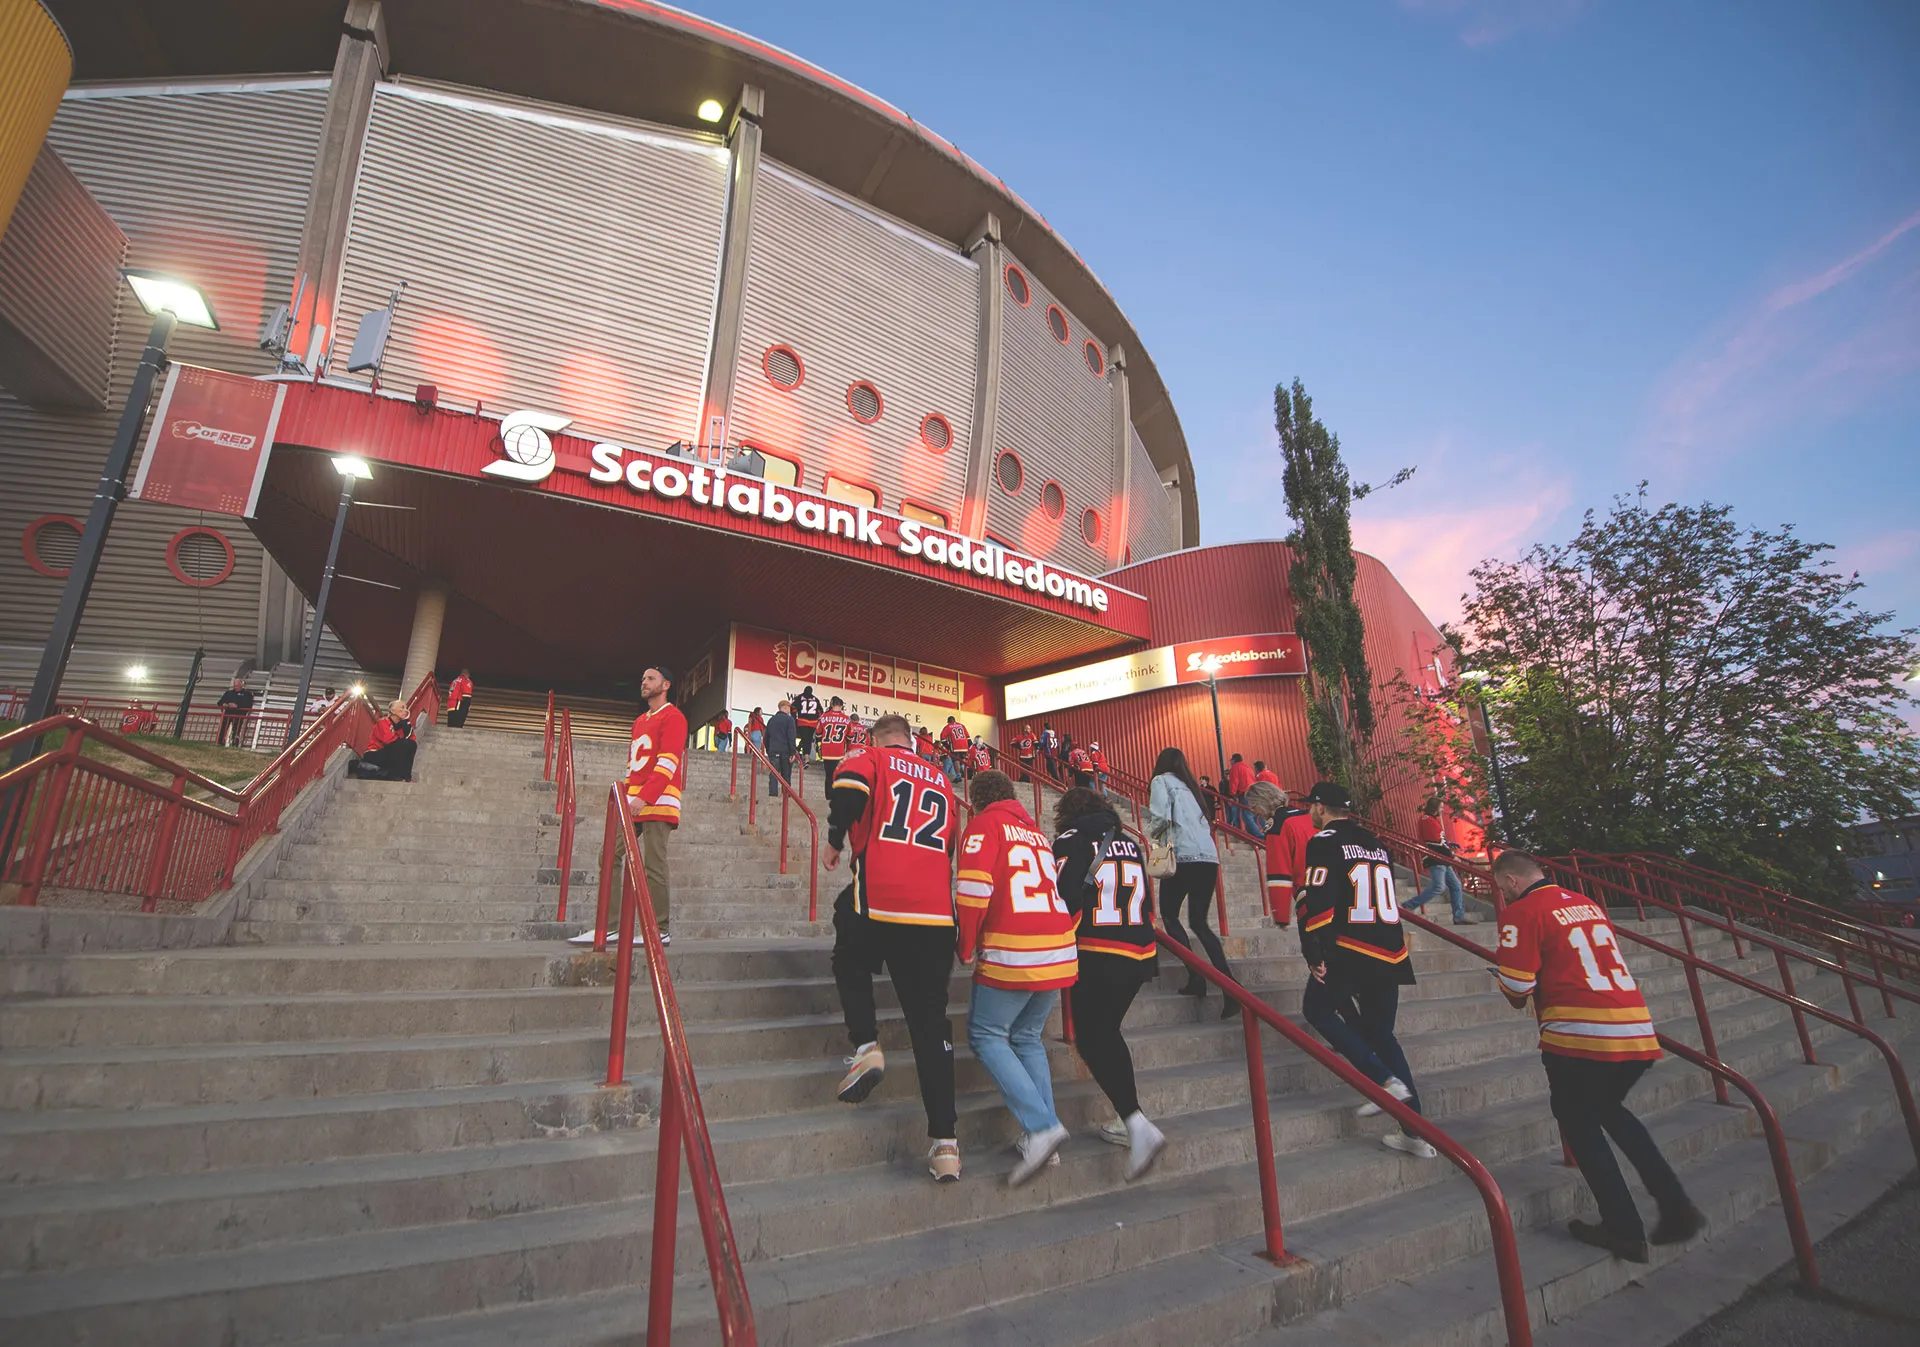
[{"left": 0, "top": 727, "right": 1913, "bottom": 1345}]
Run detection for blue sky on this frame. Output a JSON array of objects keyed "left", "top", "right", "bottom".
[{"left": 693, "top": 0, "right": 1919, "bottom": 638}]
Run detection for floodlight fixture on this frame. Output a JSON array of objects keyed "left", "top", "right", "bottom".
[
  {"left": 333, "top": 456, "right": 374, "bottom": 480},
  {"left": 126, "top": 664, "right": 149, "bottom": 682},
  {"left": 697, "top": 98, "right": 725, "bottom": 123},
  {"left": 122, "top": 269, "right": 218, "bottom": 329}
]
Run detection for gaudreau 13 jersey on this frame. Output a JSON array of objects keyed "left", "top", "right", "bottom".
[
  {"left": 1496, "top": 881, "right": 1661, "bottom": 1062},
  {"left": 815, "top": 709, "right": 852, "bottom": 760},
  {"left": 1298, "top": 816, "right": 1414, "bottom": 984},
  {"left": 831, "top": 745, "right": 957, "bottom": 926}
]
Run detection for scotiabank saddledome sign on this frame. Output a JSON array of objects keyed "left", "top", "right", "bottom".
[{"left": 482, "top": 409, "right": 1125, "bottom": 619}]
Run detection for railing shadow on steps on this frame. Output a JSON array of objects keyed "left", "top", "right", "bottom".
[
  {"left": 0, "top": 676, "right": 437, "bottom": 909},
  {"left": 595, "top": 782, "right": 757, "bottom": 1345}
]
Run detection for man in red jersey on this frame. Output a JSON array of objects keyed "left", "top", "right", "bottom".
[
  {"left": 1014, "top": 725, "right": 1037, "bottom": 781},
  {"left": 573, "top": 665, "right": 686, "bottom": 946},
  {"left": 968, "top": 736, "right": 992, "bottom": 780},
  {"left": 1067, "top": 742, "right": 1094, "bottom": 789},
  {"left": 815, "top": 696, "right": 853, "bottom": 789},
  {"left": 445, "top": 668, "right": 475, "bottom": 728},
  {"left": 845, "top": 716, "right": 868, "bottom": 750},
  {"left": 1245, "top": 781, "right": 1313, "bottom": 926},
  {"left": 914, "top": 723, "right": 939, "bottom": 761},
  {"left": 939, "top": 715, "right": 971, "bottom": 782},
  {"left": 825, "top": 714, "right": 962, "bottom": 1181},
  {"left": 1225, "top": 754, "right": 1255, "bottom": 832},
  {"left": 1088, "top": 742, "right": 1110, "bottom": 794},
  {"left": 1493, "top": 851, "right": 1704, "bottom": 1263},
  {"left": 957, "top": 769, "right": 1080, "bottom": 1184}
]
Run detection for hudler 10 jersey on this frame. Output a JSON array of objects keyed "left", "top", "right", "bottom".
[
  {"left": 1496, "top": 880, "right": 1661, "bottom": 1062},
  {"left": 1297, "top": 816, "right": 1413, "bottom": 982},
  {"left": 829, "top": 745, "right": 957, "bottom": 926}
]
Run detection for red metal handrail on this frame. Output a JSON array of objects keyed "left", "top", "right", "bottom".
[
  {"left": 735, "top": 733, "right": 821, "bottom": 922},
  {"left": 1154, "top": 932, "right": 1534, "bottom": 1345},
  {"left": 1635, "top": 852, "right": 1920, "bottom": 948},
  {"left": 543, "top": 689, "right": 556, "bottom": 782},
  {"left": 553, "top": 705, "right": 578, "bottom": 922},
  {"left": 597, "top": 784, "right": 756, "bottom": 1345},
  {"left": 1398, "top": 907, "right": 1823, "bottom": 1289}
]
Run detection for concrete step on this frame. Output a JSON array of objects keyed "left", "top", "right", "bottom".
[
  {"left": 0, "top": 944, "right": 581, "bottom": 998},
  {"left": 229, "top": 919, "right": 583, "bottom": 945}
]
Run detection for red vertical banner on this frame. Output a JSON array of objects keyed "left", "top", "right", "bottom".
[{"left": 131, "top": 365, "right": 286, "bottom": 517}]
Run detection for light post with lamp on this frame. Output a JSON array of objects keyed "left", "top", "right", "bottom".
[
  {"left": 1457, "top": 671, "right": 1514, "bottom": 832},
  {"left": 1200, "top": 654, "right": 1229, "bottom": 787},
  {"left": 286, "top": 456, "right": 373, "bottom": 745},
  {"left": 11, "top": 271, "right": 217, "bottom": 757}
]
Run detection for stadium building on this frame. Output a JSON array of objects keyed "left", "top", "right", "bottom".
[{"left": 0, "top": 0, "right": 1452, "bottom": 820}]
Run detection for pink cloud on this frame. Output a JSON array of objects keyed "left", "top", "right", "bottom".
[
  {"left": 1644, "top": 207, "right": 1920, "bottom": 472},
  {"left": 1833, "top": 528, "right": 1920, "bottom": 578}
]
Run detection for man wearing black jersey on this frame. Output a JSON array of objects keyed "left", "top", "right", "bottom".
[
  {"left": 793, "top": 687, "right": 822, "bottom": 761},
  {"left": 1296, "top": 782, "right": 1436, "bottom": 1159}
]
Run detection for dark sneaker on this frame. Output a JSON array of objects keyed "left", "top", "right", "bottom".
[
  {"left": 1650, "top": 1203, "right": 1706, "bottom": 1245},
  {"left": 1568, "top": 1219, "right": 1650, "bottom": 1263}
]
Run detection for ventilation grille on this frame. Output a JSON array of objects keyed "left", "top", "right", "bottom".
[
  {"left": 847, "top": 381, "right": 883, "bottom": 423},
  {"left": 1041, "top": 481, "right": 1065, "bottom": 520},
  {"left": 31, "top": 519, "right": 81, "bottom": 573},
  {"left": 764, "top": 346, "right": 803, "bottom": 389},
  {"left": 1004, "top": 265, "right": 1030, "bottom": 306},
  {"left": 996, "top": 451, "right": 1024, "bottom": 495},
  {"left": 1083, "top": 341, "right": 1106, "bottom": 377},
  {"left": 173, "top": 529, "right": 232, "bottom": 585},
  {"left": 1046, "top": 305, "right": 1069, "bottom": 343},
  {"left": 920, "top": 413, "right": 952, "bottom": 452},
  {"left": 1081, "top": 508, "right": 1103, "bottom": 547}
]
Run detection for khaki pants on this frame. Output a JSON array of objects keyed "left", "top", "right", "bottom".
[{"left": 636, "top": 819, "right": 672, "bottom": 932}]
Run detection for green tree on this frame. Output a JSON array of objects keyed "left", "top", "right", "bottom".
[
  {"left": 1455, "top": 490, "right": 1920, "bottom": 902},
  {"left": 1275, "top": 378, "right": 1411, "bottom": 796}
]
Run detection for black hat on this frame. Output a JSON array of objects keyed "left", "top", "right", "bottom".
[{"left": 1303, "top": 781, "right": 1352, "bottom": 808}]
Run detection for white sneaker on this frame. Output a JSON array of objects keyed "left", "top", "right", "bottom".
[
  {"left": 1097, "top": 1118, "right": 1130, "bottom": 1148},
  {"left": 1123, "top": 1113, "right": 1167, "bottom": 1182},
  {"left": 836, "top": 1042, "right": 885, "bottom": 1103},
  {"left": 1383, "top": 1132, "right": 1438, "bottom": 1159},
  {"left": 1356, "top": 1076, "right": 1414, "bottom": 1119},
  {"left": 1009, "top": 1124, "right": 1070, "bottom": 1187},
  {"left": 567, "top": 929, "right": 601, "bottom": 946},
  {"left": 928, "top": 1139, "right": 961, "bottom": 1182}
]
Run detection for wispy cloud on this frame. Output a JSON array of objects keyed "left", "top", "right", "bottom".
[
  {"left": 1399, "top": 0, "right": 1594, "bottom": 47},
  {"left": 1833, "top": 527, "right": 1920, "bottom": 579},
  {"left": 1644, "top": 207, "right": 1920, "bottom": 471}
]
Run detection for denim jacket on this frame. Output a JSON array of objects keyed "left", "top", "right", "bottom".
[{"left": 1146, "top": 773, "right": 1219, "bottom": 864}]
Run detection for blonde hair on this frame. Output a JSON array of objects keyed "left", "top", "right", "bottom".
[{"left": 389, "top": 700, "right": 408, "bottom": 717}]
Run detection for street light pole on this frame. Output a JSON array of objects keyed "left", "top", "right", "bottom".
[
  {"left": 1202, "top": 660, "right": 1228, "bottom": 786},
  {"left": 1478, "top": 698, "right": 1514, "bottom": 833},
  {"left": 286, "top": 457, "right": 371, "bottom": 745}
]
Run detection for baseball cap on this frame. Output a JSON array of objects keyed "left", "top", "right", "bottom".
[{"left": 1302, "top": 781, "right": 1352, "bottom": 808}]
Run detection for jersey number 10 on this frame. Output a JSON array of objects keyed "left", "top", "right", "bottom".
[{"left": 1346, "top": 862, "right": 1400, "bottom": 924}]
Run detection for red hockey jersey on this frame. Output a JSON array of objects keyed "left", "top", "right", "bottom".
[
  {"left": 1262, "top": 807, "right": 1316, "bottom": 926},
  {"left": 833, "top": 745, "right": 956, "bottom": 926},
  {"left": 1496, "top": 882, "right": 1660, "bottom": 1062},
  {"left": 816, "top": 708, "right": 853, "bottom": 761},
  {"left": 940, "top": 721, "right": 971, "bottom": 753},
  {"left": 955, "top": 798, "right": 1078, "bottom": 990},
  {"left": 969, "top": 741, "right": 991, "bottom": 772},
  {"left": 626, "top": 702, "right": 689, "bottom": 827}
]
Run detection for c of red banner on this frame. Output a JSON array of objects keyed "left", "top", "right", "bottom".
[{"left": 131, "top": 364, "right": 286, "bottom": 518}]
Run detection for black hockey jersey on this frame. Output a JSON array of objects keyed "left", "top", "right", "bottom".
[{"left": 1298, "top": 816, "right": 1414, "bottom": 985}]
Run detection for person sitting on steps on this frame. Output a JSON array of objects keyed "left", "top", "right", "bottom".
[{"left": 348, "top": 701, "right": 416, "bottom": 781}]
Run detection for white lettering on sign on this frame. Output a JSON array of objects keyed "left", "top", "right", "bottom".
[
  {"left": 1005, "top": 631, "right": 1306, "bottom": 718},
  {"left": 569, "top": 428, "right": 1114, "bottom": 616}
]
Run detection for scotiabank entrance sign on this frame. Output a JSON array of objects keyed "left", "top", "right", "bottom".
[
  {"left": 1005, "top": 632, "right": 1305, "bottom": 719},
  {"left": 475, "top": 406, "right": 1134, "bottom": 624}
]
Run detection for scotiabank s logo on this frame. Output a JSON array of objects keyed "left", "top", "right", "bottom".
[{"left": 484, "top": 410, "right": 571, "bottom": 482}]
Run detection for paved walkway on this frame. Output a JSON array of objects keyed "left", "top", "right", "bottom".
[{"left": 1677, "top": 1178, "right": 1920, "bottom": 1347}]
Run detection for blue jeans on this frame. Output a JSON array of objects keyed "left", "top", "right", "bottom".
[
  {"left": 1409, "top": 863, "right": 1465, "bottom": 920},
  {"left": 967, "top": 983, "right": 1060, "bottom": 1135},
  {"left": 1302, "top": 975, "right": 1422, "bottom": 1133}
]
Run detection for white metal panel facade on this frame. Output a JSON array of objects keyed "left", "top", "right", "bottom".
[
  {"left": 727, "top": 161, "right": 979, "bottom": 522},
  {"left": 0, "top": 82, "right": 327, "bottom": 676},
  {"left": 332, "top": 81, "right": 729, "bottom": 451},
  {"left": 990, "top": 248, "right": 1116, "bottom": 576},
  {"left": 1126, "top": 423, "right": 1183, "bottom": 563}
]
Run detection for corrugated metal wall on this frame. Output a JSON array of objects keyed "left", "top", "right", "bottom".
[
  {"left": 332, "top": 80, "right": 729, "bottom": 450},
  {"left": 0, "top": 82, "right": 328, "bottom": 674},
  {"left": 727, "top": 160, "right": 978, "bottom": 519},
  {"left": 0, "top": 145, "right": 125, "bottom": 408},
  {"left": 1013, "top": 542, "right": 1453, "bottom": 831},
  {"left": 1125, "top": 423, "right": 1182, "bottom": 564},
  {"left": 991, "top": 248, "right": 1119, "bottom": 575}
]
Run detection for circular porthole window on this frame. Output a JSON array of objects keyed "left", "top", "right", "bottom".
[
  {"left": 1004, "top": 264, "right": 1031, "bottom": 307},
  {"left": 1040, "top": 481, "right": 1065, "bottom": 520},
  {"left": 1083, "top": 341, "right": 1106, "bottom": 377},
  {"left": 995, "top": 450, "right": 1025, "bottom": 495},
  {"left": 1046, "top": 304, "right": 1070, "bottom": 344},
  {"left": 846, "top": 381, "right": 884, "bottom": 424},
  {"left": 763, "top": 345, "right": 804, "bottom": 390},
  {"left": 167, "top": 527, "right": 235, "bottom": 588},
  {"left": 1081, "top": 508, "right": 1104, "bottom": 548},
  {"left": 22, "top": 515, "right": 83, "bottom": 577},
  {"left": 919, "top": 413, "right": 953, "bottom": 454}
]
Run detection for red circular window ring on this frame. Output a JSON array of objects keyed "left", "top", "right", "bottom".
[
  {"left": 919, "top": 413, "right": 953, "bottom": 455},
  {"left": 1004, "top": 264, "right": 1031, "bottom": 307},
  {"left": 166, "top": 527, "right": 236, "bottom": 588},
  {"left": 1045, "top": 304, "right": 1070, "bottom": 344},
  {"left": 1083, "top": 340, "right": 1107, "bottom": 377},
  {"left": 762, "top": 344, "right": 805, "bottom": 391},
  {"left": 995, "top": 449, "right": 1025, "bottom": 496},
  {"left": 1081, "top": 508, "right": 1104, "bottom": 548},
  {"left": 21, "top": 514, "right": 83, "bottom": 578},
  {"left": 1040, "top": 481, "right": 1065, "bottom": 520},
  {"left": 846, "top": 380, "right": 884, "bottom": 424}
]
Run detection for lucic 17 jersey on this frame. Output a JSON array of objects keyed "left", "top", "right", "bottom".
[{"left": 833, "top": 745, "right": 956, "bottom": 926}]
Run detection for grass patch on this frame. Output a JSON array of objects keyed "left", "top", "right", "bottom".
[{"left": 1, "top": 720, "right": 268, "bottom": 793}]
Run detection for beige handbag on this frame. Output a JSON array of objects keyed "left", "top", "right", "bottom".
[{"left": 1145, "top": 828, "right": 1178, "bottom": 879}]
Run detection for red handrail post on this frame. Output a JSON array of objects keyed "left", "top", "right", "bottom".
[
  {"left": 1868, "top": 947, "right": 1894, "bottom": 1018},
  {"left": 1243, "top": 1007, "right": 1286, "bottom": 1263},
  {"left": 779, "top": 787, "right": 790, "bottom": 874},
  {"left": 604, "top": 864, "right": 638, "bottom": 1086},
  {"left": 1059, "top": 991, "right": 1076, "bottom": 1045},
  {"left": 1835, "top": 946, "right": 1865, "bottom": 1026},
  {"left": 649, "top": 1057, "right": 684, "bottom": 1346},
  {"left": 555, "top": 707, "right": 576, "bottom": 923},
  {"left": 543, "top": 690, "right": 555, "bottom": 780},
  {"left": 140, "top": 774, "right": 187, "bottom": 911},
  {"left": 593, "top": 794, "right": 622, "bottom": 953},
  {"left": 1774, "top": 950, "right": 1817, "bottom": 1064},
  {"left": 1211, "top": 826, "right": 1231, "bottom": 938},
  {"left": 729, "top": 732, "right": 740, "bottom": 800},
  {"left": 18, "top": 727, "right": 85, "bottom": 907}
]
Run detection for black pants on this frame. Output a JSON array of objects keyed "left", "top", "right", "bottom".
[
  {"left": 1544, "top": 1053, "right": 1690, "bottom": 1242},
  {"left": 350, "top": 738, "right": 416, "bottom": 781},
  {"left": 767, "top": 750, "right": 792, "bottom": 797},
  {"left": 1068, "top": 958, "right": 1150, "bottom": 1117},
  {"left": 797, "top": 726, "right": 816, "bottom": 759},
  {"left": 824, "top": 758, "right": 840, "bottom": 792},
  {"left": 1303, "top": 973, "right": 1422, "bottom": 1130},
  {"left": 447, "top": 696, "right": 471, "bottom": 727},
  {"left": 1159, "top": 862, "right": 1232, "bottom": 981},
  {"left": 219, "top": 714, "right": 246, "bottom": 746},
  {"left": 831, "top": 884, "right": 957, "bottom": 1139}
]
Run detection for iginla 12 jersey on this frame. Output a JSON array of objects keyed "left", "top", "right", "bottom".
[{"left": 833, "top": 745, "right": 957, "bottom": 927}]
